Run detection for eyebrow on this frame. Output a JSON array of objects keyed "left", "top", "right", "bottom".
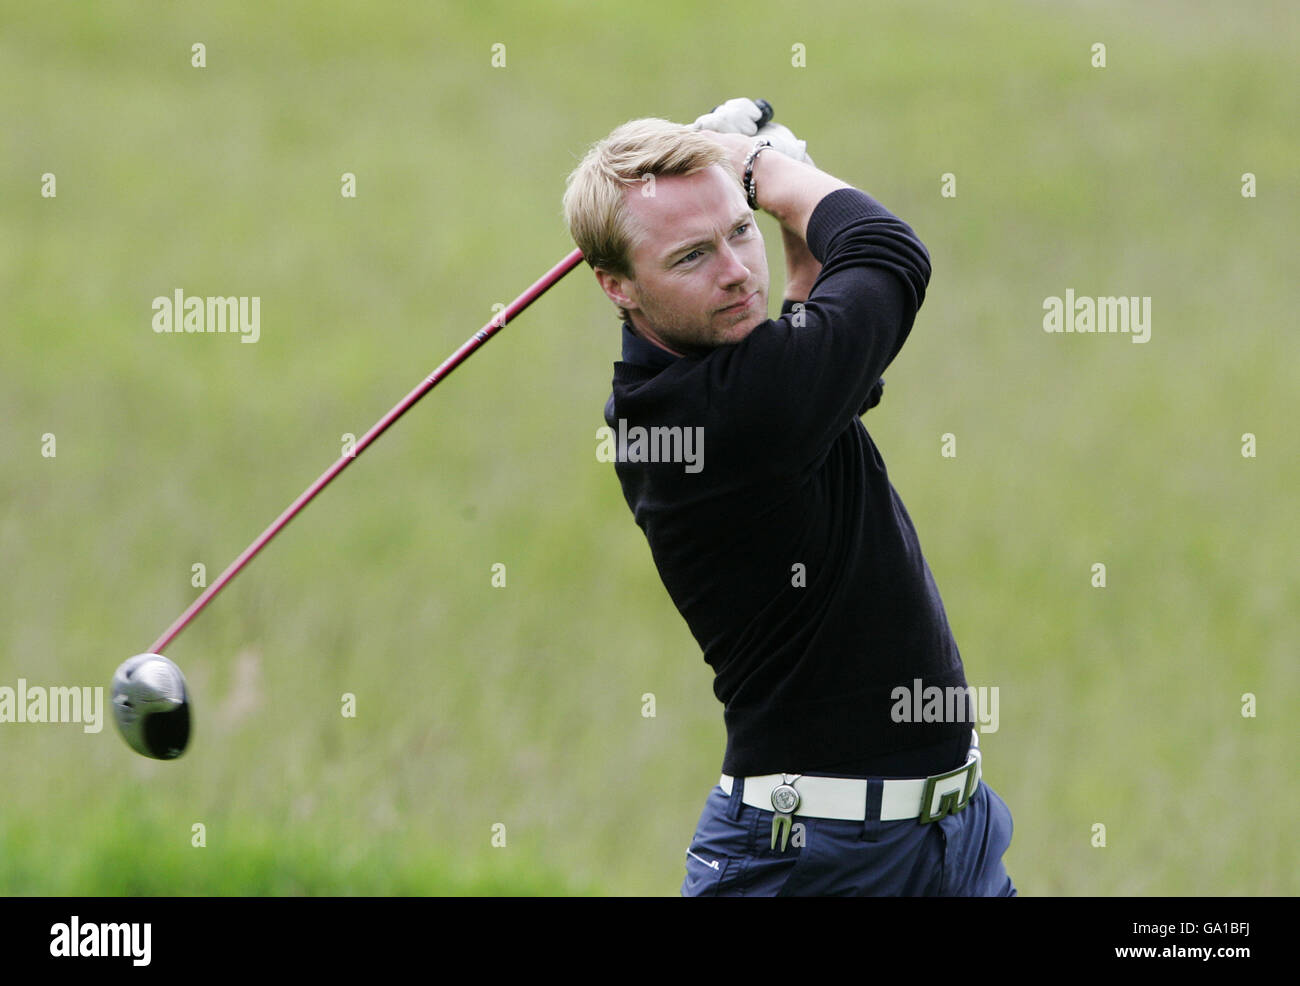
[{"left": 662, "top": 212, "right": 753, "bottom": 263}]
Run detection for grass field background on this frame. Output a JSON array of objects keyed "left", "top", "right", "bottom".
[{"left": 1, "top": 0, "right": 1295, "bottom": 895}]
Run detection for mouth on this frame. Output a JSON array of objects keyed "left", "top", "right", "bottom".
[{"left": 718, "top": 291, "right": 755, "bottom": 314}]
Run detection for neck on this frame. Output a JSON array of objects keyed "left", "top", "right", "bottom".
[{"left": 628, "top": 318, "right": 688, "bottom": 357}]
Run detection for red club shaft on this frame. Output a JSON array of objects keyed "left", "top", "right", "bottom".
[{"left": 148, "top": 247, "right": 586, "bottom": 655}]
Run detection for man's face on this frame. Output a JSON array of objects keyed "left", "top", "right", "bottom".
[{"left": 596, "top": 164, "right": 769, "bottom": 355}]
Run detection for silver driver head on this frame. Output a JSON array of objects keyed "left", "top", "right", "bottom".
[{"left": 111, "top": 653, "right": 191, "bottom": 759}]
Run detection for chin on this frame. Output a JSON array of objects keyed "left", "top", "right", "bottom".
[{"left": 729, "top": 311, "right": 765, "bottom": 339}]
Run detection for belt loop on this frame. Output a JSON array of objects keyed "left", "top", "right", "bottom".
[
  {"left": 859, "top": 778, "right": 883, "bottom": 842},
  {"left": 726, "top": 777, "right": 745, "bottom": 821}
]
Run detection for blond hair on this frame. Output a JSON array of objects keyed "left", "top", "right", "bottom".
[{"left": 562, "top": 118, "right": 736, "bottom": 318}]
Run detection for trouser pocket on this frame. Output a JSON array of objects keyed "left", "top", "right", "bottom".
[
  {"left": 936, "top": 782, "right": 1016, "bottom": 896},
  {"left": 681, "top": 846, "right": 734, "bottom": 896}
]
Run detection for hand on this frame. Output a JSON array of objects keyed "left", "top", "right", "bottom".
[
  {"left": 691, "top": 97, "right": 813, "bottom": 165},
  {"left": 757, "top": 121, "right": 813, "bottom": 167},
  {"left": 690, "top": 97, "right": 765, "bottom": 135}
]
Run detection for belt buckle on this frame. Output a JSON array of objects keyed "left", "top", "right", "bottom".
[{"left": 917, "top": 746, "right": 982, "bottom": 824}]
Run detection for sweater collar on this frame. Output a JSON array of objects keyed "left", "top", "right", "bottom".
[{"left": 620, "top": 321, "right": 681, "bottom": 372}]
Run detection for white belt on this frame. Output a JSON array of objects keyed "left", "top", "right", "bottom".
[{"left": 719, "top": 732, "right": 982, "bottom": 824}]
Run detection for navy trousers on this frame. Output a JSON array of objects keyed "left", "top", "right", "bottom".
[{"left": 681, "top": 776, "right": 1016, "bottom": 896}]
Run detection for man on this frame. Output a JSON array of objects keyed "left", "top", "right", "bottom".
[{"left": 563, "top": 100, "right": 1015, "bottom": 896}]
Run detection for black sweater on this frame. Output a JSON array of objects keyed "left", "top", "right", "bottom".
[{"left": 605, "top": 187, "right": 971, "bottom": 779}]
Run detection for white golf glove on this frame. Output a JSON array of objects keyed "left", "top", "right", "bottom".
[
  {"left": 757, "top": 121, "right": 812, "bottom": 166},
  {"left": 691, "top": 97, "right": 766, "bottom": 135},
  {"left": 690, "top": 97, "right": 813, "bottom": 165}
]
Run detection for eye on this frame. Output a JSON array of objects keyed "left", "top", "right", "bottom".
[
  {"left": 677, "top": 250, "right": 702, "bottom": 265},
  {"left": 733, "top": 223, "right": 749, "bottom": 236}
]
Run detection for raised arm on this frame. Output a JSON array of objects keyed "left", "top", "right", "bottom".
[
  {"left": 700, "top": 132, "right": 932, "bottom": 474},
  {"left": 707, "top": 132, "right": 847, "bottom": 302},
  {"left": 780, "top": 224, "right": 821, "bottom": 303},
  {"left": 706, "top": 133, "right": 848, "bottom": 238}
]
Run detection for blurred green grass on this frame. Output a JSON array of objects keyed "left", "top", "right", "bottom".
[{"left": 1, "top": 0, "right": 1296, "bottom": 895}]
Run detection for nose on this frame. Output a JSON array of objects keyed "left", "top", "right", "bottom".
[{"left": 717, "top": 242, "right": 750, "bottom": 288}]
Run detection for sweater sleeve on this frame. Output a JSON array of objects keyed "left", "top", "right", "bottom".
[{"left": 707, "top": 188, "right": 930, "bottom": 474}]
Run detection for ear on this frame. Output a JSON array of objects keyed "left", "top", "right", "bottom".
[{"left": 594, "top": 268, "right": 638, "bottom": 313}]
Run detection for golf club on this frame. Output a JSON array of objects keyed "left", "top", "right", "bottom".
[
  {"left": 113, "top": 247, "right": 585, "bottom": 758},
  {"left": 113, "top": 96, "right": 776, "bottom": 760}
]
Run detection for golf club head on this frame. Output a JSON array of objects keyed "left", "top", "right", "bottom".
[{"left": 111, "top": 653, "right": 191, "bottom": 759}]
